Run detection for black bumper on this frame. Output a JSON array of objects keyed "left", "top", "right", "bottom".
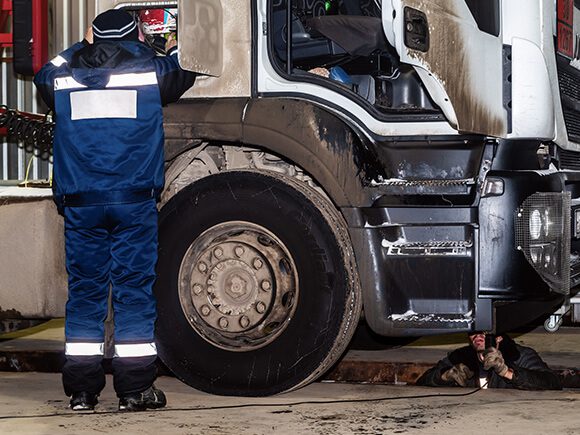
[{"left": 345, "top": 169, "right": 580, "bottom": 337}]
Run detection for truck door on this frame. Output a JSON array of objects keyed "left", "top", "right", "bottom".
[{"left": 382, "top": 0, "right": 507, "bottom": 137}]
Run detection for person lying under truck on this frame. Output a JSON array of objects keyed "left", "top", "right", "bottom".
[{"left": 416, "top": 332, "right": 562, "bottom": 390}]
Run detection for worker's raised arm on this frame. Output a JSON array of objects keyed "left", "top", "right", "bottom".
[{"left": 153, "top": 35, "right": 196, "bottom": 106}]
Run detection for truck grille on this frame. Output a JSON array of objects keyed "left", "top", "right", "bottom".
[
  {"left": 557, "top": 55, "right": 580, "bottom": 144},
  {"left": 559, "top": 147, "right": 580, "bottom": 171}
]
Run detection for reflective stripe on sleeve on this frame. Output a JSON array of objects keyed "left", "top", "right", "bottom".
[
  {"left": 50, "top": 55, "right": 67, "bottom": 67},
  {"left": 106, "top": 72, "right": 158, "bottom": 88},
  {"left": 114, "top": 342, "right": 157, "bottom": 358},
  {"left": 54, "top": 76, "right": 87, "bottom": 91},
  {"left": 65, "top": 342, "right": 104, "bottom": 356}
]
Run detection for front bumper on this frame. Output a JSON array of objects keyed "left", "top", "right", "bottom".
[{"left": 347, "top": 169, "right": 580, "bottom": 337}]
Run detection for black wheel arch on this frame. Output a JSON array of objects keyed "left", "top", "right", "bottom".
[{"left": 162, "top": 97, "right": 382, "bottom": 208}]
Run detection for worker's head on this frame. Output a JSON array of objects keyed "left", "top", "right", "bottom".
[
  {"left": 468, "top": 331, "right": 503, "bottom": 353},
  {"left": 92, "top": 9, "right": 139, "bottom": 43}
]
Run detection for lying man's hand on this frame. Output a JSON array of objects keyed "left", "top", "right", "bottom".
[
  {"left": 441, "top": 363, "right": 474, "bottom": 386},
  {"left": 483, "top": 347, "right": 509, "bottom": 377}
]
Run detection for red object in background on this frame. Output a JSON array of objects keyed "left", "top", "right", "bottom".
[
  {"left": 557, "top": 0, "right": 574, "bottom": 58},
  {"left": 0, "top": 0, "right": 13, "bottom": 51},
  {"left": 10, "top": 0, "right": 48, "bottom": 75},
  {"left": 138, "top": 8, "right": 176, "bottom": 35},
  {"left": 139, "top": 9, "right": 166, "bottom": 34},
  {"left": 31, "top": 0, "right": 47, "bottom": 73}
]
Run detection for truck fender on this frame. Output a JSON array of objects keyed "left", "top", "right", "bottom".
[{"left": 242, "top": 98, "right": 380, "bottom": 207}]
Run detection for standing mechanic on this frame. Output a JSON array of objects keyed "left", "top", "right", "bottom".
[
  {"left": 34, "top": 9, "right": 195, "bottom": 411},
  {"left": 416, "top": 332, "right": 562, "bottom": 390}
]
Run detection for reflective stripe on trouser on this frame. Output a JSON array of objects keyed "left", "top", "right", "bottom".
[{"left": 62, "top": 199, "right": 159, "bottom": 396}]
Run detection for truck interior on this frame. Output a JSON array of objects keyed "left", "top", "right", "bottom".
[{"left": 269, "top": 0, "right": 441, "bottom": 115}]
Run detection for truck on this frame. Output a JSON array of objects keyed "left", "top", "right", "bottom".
[{"left": 1, "top": 0, "right": 580, "bottom": 396}]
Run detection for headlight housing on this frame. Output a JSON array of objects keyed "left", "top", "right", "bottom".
[{"left": 515, "top": 192, "right": 571, "bottom": 294}]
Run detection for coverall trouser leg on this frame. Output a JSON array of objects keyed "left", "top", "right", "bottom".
[{"left": 62, "top": 199, "right": 158, "bottom": 397}]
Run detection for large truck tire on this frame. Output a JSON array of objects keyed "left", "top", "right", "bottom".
[{"left": 155, "top": 170, "right": 361, "bottom": 396}]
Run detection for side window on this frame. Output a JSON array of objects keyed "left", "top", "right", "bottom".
[{"left": 270, "top": 0, "right": 440, "bottom": 115}]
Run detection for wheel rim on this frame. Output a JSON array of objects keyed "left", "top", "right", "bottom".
[{"left": 178, "top": 221, "right": 299, "bottom": 351}]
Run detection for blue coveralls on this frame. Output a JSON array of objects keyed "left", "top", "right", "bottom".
[{"left": 34, "top": 40, "right": 195, "bottom": 396}]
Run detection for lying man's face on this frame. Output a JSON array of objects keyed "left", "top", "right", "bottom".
[
  {"left": 468, "top": 332, "right": 486, "bottom": 353},
  {"left": 468, "top": 332, "right": 503, "bottom": 361}
]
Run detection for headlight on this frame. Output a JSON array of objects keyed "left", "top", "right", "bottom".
[
  {"left": 515, "top": 192, "right": 571, "bottom": 294},
  {"left": 529, "top": 209, "right": 542, "bottom": 240}
]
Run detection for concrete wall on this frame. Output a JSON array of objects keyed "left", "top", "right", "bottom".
[{"left": 0, "top": 199, "right": 67, "bottom": 318}]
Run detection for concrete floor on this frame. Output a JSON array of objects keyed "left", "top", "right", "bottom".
[
  {"left": 1, "top": 322, "right": 579, "bottom": 433},
  {"left": 0, "top": 372, "right": 578, "bottom": 435}
]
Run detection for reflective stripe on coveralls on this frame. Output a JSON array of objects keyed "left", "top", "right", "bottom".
[
  {"left": 65, "top": 342, "right": 105, "bottom": 356},
  {"left": 114, "top": 342, "right": 157, "bottom": 358},
  {"left": 65, "top": 342, "right": 158, "bottom": 358}
]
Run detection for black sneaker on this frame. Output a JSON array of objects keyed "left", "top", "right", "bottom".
[
  {"left": 118, "top": 385, "right": 166, "bottom": 412},
  {"left": 70, "top": 392, "right": 98, "bottom": 411}
]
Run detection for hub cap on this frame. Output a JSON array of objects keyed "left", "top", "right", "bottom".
[{"left": 178, "top": 221, "right": 299, "bottom": 351}]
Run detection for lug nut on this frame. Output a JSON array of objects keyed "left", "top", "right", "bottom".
[
  {"left": 201, "top": 305, "right": 211, "bottom": 316},
  {"left": 192, "top": 284, "right": 203, "bottom": 295},
  {"left": 218, "top": 317, "right": 229, "bottom": 329},
  {"left": 253, "top": 258, "right": 263, "bottom": 269},
  {"left": 214, "top": 247, "right": 223, "bottom": 258},
  {"left": 235, "top": 246, "right": 245, "bottom": 257},
  {"left": 256, "top": 302, "right": 266, "bottom": 314},
  {"left": 239, "top": 315, "right": 250, "bottom": 328},
  {"left": 261, "top": 280, "right": 271, "bottom": 291},
  {"left": 210, "top": 272, "right": 217, "bottom": 281},
  {"left": 198, "top": 262, "right": 208, "bottom": 273}
]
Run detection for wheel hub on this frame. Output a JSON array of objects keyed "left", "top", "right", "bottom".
[{"left": 178, "top": 221, "right": 299, "bottom": 351}]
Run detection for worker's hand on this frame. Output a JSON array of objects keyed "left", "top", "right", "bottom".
[
  {"left": 85, "top": 27, "right": 93, "bottom": 44},
  {"left": 165, "top": 32, "right": 177, "bottom": 52},
  {"left": 441, "top": 363, "right": 474, "bottom": 387},
  {"left": 483, "top": 347, "right": 509, "bottom": 377}
]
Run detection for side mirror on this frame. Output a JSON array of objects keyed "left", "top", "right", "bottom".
[{"left": 177, "top": 0, "right": 223, "bottom": 77}]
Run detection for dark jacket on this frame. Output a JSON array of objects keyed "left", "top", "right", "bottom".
[
  {"left": 416, "top": 336, "right": 562, "bottom": 390},
  {"left": 33, "top": 40, "right": 195, "bottom": 206}
]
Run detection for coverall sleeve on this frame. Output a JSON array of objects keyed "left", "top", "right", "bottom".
[
  {"left": 33, "top": 41, "right": 88, "bottom": 111},
  {"left": 510, "top": 346, "right": 562, "bottom": 390},
  {"left": 153, "top": 46, "right": 197, "bottom": 106},
  {"left": 415, "top": 355, "right": 456, "bottom": 387}
]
